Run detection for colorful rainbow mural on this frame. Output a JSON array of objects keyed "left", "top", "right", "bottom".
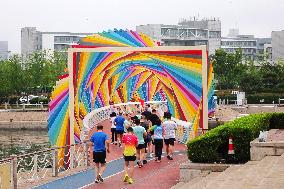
[{"left": 48, "top": 29, "right": 215, "bottom": 150}]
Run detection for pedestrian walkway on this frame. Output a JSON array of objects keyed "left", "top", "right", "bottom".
[
  {"left": 34, "top": 145, "right": 187, "bottom": 189},
  {"left": 173, "top": 154, "right": 284, "bottom": 189},
  {"left": 33, "top": 118, "right": 188, "bottom": 189},
  {"left": 82, "top": 150, "right": 187, "bottom": 189}
]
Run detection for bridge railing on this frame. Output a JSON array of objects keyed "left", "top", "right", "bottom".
[
  {"left": 0, "top": 141, "right": 92, "bottom": 189},
  {"left": 81, "top": 101, "right": 168, "bottom": 140}
]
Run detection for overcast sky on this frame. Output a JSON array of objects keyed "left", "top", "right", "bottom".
[{"left": 1, "top": 0, "right": 283, "bottom": 53}]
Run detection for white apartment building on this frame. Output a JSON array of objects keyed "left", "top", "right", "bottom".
[
  {"left": 21, "top": 27, "right": 93, "bottom": 55},
  {"left": 272, "top": 30, "right": 284, "bottom": 62},
  {"left": 0, "top": 41, "right": 8, "bottom": 60},
  {"left": 136, "top": 18, "right": 221, "bottom": 55}
]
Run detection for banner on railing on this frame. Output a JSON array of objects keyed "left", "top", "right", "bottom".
[{"left": 0, "top": 162, "right": 11, "bottom": 189}]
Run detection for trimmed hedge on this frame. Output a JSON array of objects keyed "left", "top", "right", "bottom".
[
  {"left": 246, "top": 95, "right": 284, "bottom": 104},
  {"left": 187, "top": 113, "right": 284, "bottom": 163},
  {"left": 30, "top": 97, "right": 49, "bottom": 104},
  {"left": 217, "top": 94, "right": 284, "bottom": 104},
  {"left": 269, "top": 113, "right": 284, "bottom": 129}
]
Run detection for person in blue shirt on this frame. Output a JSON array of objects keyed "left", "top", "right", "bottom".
[
  {"left": 114, "top": 112, "right": 125, "bottom": 147},
  {"left": 90, "top": 125, "right": 110, "bottom": 183},
  {"left": 150, "top": 119, "right": 163, "bottom": 162}
]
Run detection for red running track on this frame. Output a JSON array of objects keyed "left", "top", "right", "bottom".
[{"left": 85, "top": 118, "right": 188, "bottom": 189}]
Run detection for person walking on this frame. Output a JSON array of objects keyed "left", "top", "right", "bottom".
[
  {"left": 133, "top": 119, "right": 147, "bottom": 168},
  {"left": 110, "top": 112, "right": 117, "bottom": 144},
  {"left": 90, "top": 125, "right": 110, "bottom": 183},
  {"left": 114, "top": 112, "right": 125, "bottom": 147},
  {"left": 142, "top": 105, "right": 152, "bottom": 120},
  {"left": 140, "top": 116, "right": 151, "bottom": 160},
  {"left": 124, "top": 113, "right": 132, "bottom": 132},
  {"left": 147, "top": 109, "right": 160, "bottom": 157},
  {"left": 163, "top": 112, "right": 177, "bottom": 160},
  {"left": 122, "top": 127, "right": 138, "bottom": 184},
  {"left": 150, "top": 119, "right": 163, "bottom": 162}
]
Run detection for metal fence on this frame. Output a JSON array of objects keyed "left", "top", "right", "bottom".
[
  {"left": 0, "top": 141, "right": 91, "bottom": 189},
  {"left": 81, "top": 101, "right": 168, "bottom": 140}
]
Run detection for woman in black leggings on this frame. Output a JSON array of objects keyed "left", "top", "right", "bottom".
[
  {"left": 110, "top": 112, "right": 117, "bottom": 144},
  {"left": 150, "top": 119, "right": 163, "bottom": 162}
]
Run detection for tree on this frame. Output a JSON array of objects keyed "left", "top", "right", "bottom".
[
  {"left": 259, "top": 60, "right": 284, "bottom": 92},
  {"left": 239, "top": 61, "right": 262, "bottom": 93},
  {"left": 211, "top": 48, "right": 245, "bottom": 90},
  {"left": 23, "top": 51, "right": 67, "bottom": 94},
  {"left": 0, "top": 51, "right": 68, "bottom": 102},
  {"left": 0, "top": 55, "right": 25, "bottom": 101}
]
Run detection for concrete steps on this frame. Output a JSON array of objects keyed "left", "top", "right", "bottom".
[
  {"left": 174, "top": 155, "right": 284, "bottom": 189},
  {"left": 180, "top": 172, "right": 221, "bottom": 189}
]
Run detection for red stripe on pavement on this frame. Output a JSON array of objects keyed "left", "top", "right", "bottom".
[{"left": 83, "top": 151, "right": 187, "bottom": 189}]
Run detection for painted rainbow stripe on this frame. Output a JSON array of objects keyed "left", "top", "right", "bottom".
[{"left": 48, "top": 29, "right": 215, "bottom": 149}]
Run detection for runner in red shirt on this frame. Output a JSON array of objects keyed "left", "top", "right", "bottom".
[{"left": 122, "top": 127, "right": 138, "bottom": 184}]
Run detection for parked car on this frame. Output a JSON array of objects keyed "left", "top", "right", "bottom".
[
  {"left": 19, "top": 96, "right": 28, "bottom": 103},
  {"left": 19, "top": 95, "right": 39, "bottom": 104}
]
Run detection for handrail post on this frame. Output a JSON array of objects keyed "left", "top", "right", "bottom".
[
  {"left": 70, "top": 145, "right": 75, "bottom": 169},
  {"left": 52, "top": 148, "right": 58, "bottom": 177},
  {"left": 40, "top": 102, "right": 43, "bottom": 110},
  {"left": 10, "top": 155, "right": 17, "bottom": 189},
  {"left": 83, "top": 141, "right": 90, "bottom": 167},
  {"left": 34, "top": 154, "right": 38, "bottom": 180}
]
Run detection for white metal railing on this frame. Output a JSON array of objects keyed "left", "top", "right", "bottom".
[
  {"left": 82, "top": 100, "right": 193, "bottom": 143},
  {"left": 1, "top": 102, "right": 48, "bottom": 110},
  {"left": 81, "top": 101, "right": 168, "bottom": 140},
  {"left": 0, "top": 141, "right": 92, "bottom": 189},
  {"left": 17, "top": 149, "right": 53, "bottom": 184}
]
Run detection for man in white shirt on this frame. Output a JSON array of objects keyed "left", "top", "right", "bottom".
[
  {"left": 110, "top": 112, "right": 117, "bottom": 144},
  {"left": 124, "top": 113, "right": 132, "bottom": 132},
  {"left": 162, "top": 112, "right": 177, "bottom": 160}
]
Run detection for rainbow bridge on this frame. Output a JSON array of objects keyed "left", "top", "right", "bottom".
[
  {"left": 48, "top": 29, "right": 215, "bottom": 150},
  {"left": 0, "top": 29, "right": 215, "bottom": 189}
]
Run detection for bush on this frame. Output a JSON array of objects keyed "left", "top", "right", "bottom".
[
  {"left": 29, "top": 97, "right": 49, "bottom": 104},
  {"left": 268, "top": 113, "right": 284, "bottom": 129},
  {"left": 217, "top": 94, "right": 284, "bottom": 104},
  {"left": 0, "top": 96, "right": 19, "bottom": 104},
  {"left": 187, "top": 113, "right": 284, "bottom": 163},
  {"left": 246, "top": 95, "right": 284, "bottom": 104}
]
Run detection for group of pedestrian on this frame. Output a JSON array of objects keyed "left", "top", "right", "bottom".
[{"left": 89, "top": 104, "right": 178, "bottom": 184}]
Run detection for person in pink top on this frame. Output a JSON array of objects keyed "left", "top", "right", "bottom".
[{"left": 122, "top": 127, "right": 138, "bottom": 184}]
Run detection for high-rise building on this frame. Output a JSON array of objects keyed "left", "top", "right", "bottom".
[
  {"left": 21, "top": 27, "right": 41, "bottom": 56},
  {"left": 272, "top": 30, "right": 284, "bottom": 62},
  {"left": 264, "top": 43, "right": 272, "bottom": 63},
  {"left": 221, "top": 29, "right": 272, "bottom": 61},
  {"left": 136, "top": 18, "right": 221, "bottom": 55},
  {"left": 0, "top": 41, "right": 8, "bottom": 60},
  {"left": 221, "top": 35, "right": 257, "bottom": 60},
  {"left": 255, "top": 38, "right": 272, "bottom": 62},
  {"left": 227, "top": 29, "right": 239, "bottom": 38},
  {"left": 21, "top": 27, "right": 93, "bottom": 56}
]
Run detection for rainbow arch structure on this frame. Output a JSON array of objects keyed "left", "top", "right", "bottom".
[{"left": 48, "top": 29, "right": 215, "bottom": 150}]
